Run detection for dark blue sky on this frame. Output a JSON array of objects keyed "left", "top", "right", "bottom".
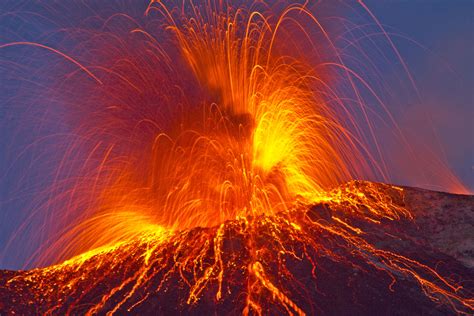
[
  {"left": 365, "top": 0, "right": 473, "bottom": 188},
  {"left": 0, "top": 1, "right": 472, "bottom": 269}
]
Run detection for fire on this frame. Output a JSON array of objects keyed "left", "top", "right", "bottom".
[
  {"left": 81, "top": 0, "right": 374, "bottom": 235},
  {"left": 0, "top": 0, "right": 472, "bottom": 315}
]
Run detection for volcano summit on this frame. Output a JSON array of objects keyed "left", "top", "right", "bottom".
[{"left": 1, "top": 181, "right": 472, "bottom": 315}]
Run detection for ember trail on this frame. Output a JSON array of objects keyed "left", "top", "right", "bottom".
[{"left": 0, "top": 1, "right": 472, "bottom": 315}]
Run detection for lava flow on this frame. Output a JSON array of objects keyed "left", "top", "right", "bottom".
[
  {"left": 1, "top": 182, "right": 473, "bottom": 314},
  {"left": 0, "top": 1, "right": 472, "bottom": 315}
]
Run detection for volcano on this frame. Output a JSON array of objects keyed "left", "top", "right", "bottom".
[
  {"left": 0, "top": 181, "right": 472, "bottom": 315},
  {"left": 1, "top": 1, "right": 473, "bottom": 315}
]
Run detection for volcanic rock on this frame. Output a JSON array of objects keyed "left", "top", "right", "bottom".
[{"left": 0, "top": 181, "right": 472, "bottom": 315}]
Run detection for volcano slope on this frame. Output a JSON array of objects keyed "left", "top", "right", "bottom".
[{"left": 0, "top": 181, "right": 473, "bottom": 315}]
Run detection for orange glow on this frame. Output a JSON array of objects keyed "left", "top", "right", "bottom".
[{"left": 75, "top": 0, "right": 380, "bottom": 238}]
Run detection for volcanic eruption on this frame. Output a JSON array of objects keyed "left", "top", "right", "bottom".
[{"left": 0, "top": 1, "right": 472, "bottom": 315}]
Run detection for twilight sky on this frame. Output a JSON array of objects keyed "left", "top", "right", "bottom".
[
  {"left": 366, "top": 0, "right": 473, "bottom": 190},
  {"left": 0, "top": 1, "right": 472, "bottom": 269}
]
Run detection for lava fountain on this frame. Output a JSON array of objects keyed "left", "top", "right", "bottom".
[
  {"left": 0, "top": 1, "right": 472, "bottom": 315},
  {"left": 25, "top": 0, "right": 391, "bottom": 263}
]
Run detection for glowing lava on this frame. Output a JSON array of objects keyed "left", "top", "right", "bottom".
[
  {"left": 47, "top": 0, "right": 387, "bottom": 257},
  {"left": 2, "top": 182, "right": 473, "bottom": 314}
]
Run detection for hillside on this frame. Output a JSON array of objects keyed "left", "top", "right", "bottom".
[{"left": 1, "top": 181, "right": 472, "bottom": 315}]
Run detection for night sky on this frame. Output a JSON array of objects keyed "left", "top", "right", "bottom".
[
  {"left": 367, "top": 0, "right": 473, "bottom": 190},
  {"left": 0, "top": 1, "right": 472, "bottom": 269}
]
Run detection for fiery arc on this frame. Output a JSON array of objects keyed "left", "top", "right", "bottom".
[{"left": 74, "top": 0, "right": 384, "bottom": 240}]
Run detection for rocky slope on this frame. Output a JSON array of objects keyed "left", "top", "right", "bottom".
[{"left": 0, "top": 181, "right": 472, "bottom": 315}]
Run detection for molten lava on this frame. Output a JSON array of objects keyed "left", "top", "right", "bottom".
[
  {"left": 1, "top": 182, "right": 473, "bottom": 314},
  {"left": 45, "top": 0, "right": 393, "bottom": 260}
]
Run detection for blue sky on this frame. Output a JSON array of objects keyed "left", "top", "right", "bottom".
[{"left": 366, "top": 0, "right": 473, "bottom": 188}]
